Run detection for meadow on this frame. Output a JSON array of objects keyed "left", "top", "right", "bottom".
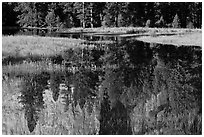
[{"left": 2, "top": 35, "right": 85, "bottom": 58}]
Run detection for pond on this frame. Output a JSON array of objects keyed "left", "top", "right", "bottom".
[{"left": 2, "top": 32, "right": 202, "bottom": 135}]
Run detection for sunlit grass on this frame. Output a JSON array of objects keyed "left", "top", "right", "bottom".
[
  {"left": 2, "top": 35, "right": 87, "bottom": 76},
  {"left": 137, "top": 32, "right": 202, "bottom": 47},
  {"left": 2, "top": 35, "right": 85, "bottom": 58},
  {"left": 64, "top": 27, "right": 201, "bottom": 34}
]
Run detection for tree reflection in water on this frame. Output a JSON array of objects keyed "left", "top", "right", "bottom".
[
  {"left": 19, "top": 72, "right": 49, "bottom": 132},
  {"left": 17, "top": 38, "right": 201, "bottom": 134}
]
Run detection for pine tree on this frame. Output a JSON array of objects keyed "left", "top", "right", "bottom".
[
  {"left": 4, "top": 2, "right": 201, "bottom": 29},
  {"left": 172, "top": 14, "right": 180, "bottom": 28},
  {"left": 74, "top": 2, "right": 85, "bottom": 28},
  {"left": 60, "top": 2, "right": 77, "bottom": 28},
  {"left": 186, "top": 17, "right": 194, "bottom": 29},
  {"left": 14, "top": 2, "right": 48, "bottom": 28},
  {"left": 103, "top": 2, "right": 128, "bottom": 27},
  {"left": 45, "top": 10, "right": 57, "bottom": 27},
  {"left": 92, "top": 2, "right": 106, "bottom": 27}
]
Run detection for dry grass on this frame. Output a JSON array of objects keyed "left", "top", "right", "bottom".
[{"left": 136, "top": 32, "right": 202, "bottom": 47}]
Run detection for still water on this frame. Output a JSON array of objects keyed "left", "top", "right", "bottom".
[{"left": 4, "top": 32, "right": 202, "bottom": 134}]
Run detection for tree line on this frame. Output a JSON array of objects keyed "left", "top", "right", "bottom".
[{"left": 2, "top": 2, "right": 202, "bottom": 30}]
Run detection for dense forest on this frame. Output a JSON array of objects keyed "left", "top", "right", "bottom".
[{"left": 2, "top": 2, "right": 202, "bottom": 29}]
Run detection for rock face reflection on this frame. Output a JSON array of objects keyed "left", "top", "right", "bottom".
[{"left": 18, "top": 38, "right": 201, "bottom": 134}]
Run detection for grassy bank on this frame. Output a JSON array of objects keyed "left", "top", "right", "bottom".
[
  {"left": 2, "top": 35, "right": 85, "bottom": 77},
  {"left": 136, "top": 32, "right": 202, "bottom": 47},
  {"left": 62, "top": 27, "right": 202, "bottom": 34}
]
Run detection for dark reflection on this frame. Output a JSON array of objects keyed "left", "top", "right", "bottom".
[
  {"left": 154, "top": 44, "right": 202, "bottom": 113},
  {"left": 55, "top": 33, "right": 82, "bottom": 39},
  {"left": 25, "top": 107, "right": 38, "bottom": 133},
  {"left": 60, "top": 38, "right": 201, "bottom": 134},
  {"left": 16, "top": 36, "right": 201, "bottom": 134},
  {"left": 2, "top": 54, "right": 64, "bottom": 66},
  {"left": 99, "top": 92, "right": 132, "bottom": 135},
  {"left": 99, "top": 91, "right": 111, "bottom": 135},
  {"left": 50, "top": 71, "right": 63, "bottom": 102},
  {"left": 98, "top": 39, "right": 201, "bottom": 135},
  {"left": 99, "top": 40, "right": 154, "bottom": 135},
  {"left": 2, "top": 55, "right": 43, "bottom": 66},
  {"left": 61, "top": 85, "right": 73, "bottom": 112},
  {"left": 60, "top": 44, "right": 105, "bottom": 118},
  {"left": 72, "top": 69, "right": 99, "bottom": 109},
  {"left": 19, "top": 72, "right": 50, "bottom": 132},
  {"left": 61, "top": 68, "right": 100, "bottom": 114}
]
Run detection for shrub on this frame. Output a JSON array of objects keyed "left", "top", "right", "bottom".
[
  {"left": 145, "top": 20, "right": 151, "bottom": 28},
  {"left": 155, "top": 16, "right": 165, "bottom": 28},
  {"left": 186, "top": 21, "right": 194, "bottom": 29}
]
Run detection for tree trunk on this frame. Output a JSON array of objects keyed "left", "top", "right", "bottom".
[
  {"left": 115, "top": 15, "right": 118, "bottom": 27},
  {"left": 100, "top": 13, "right": 103, "bottom": 26},
  {"left": 90, "top": 7, "right": 93, "bottom": 28},
  {"left": 82, "top": 21, "right": 85, "bottom": 29},
  {"left": 82, "top": 2, "right": 85, "bottom": 28}
]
